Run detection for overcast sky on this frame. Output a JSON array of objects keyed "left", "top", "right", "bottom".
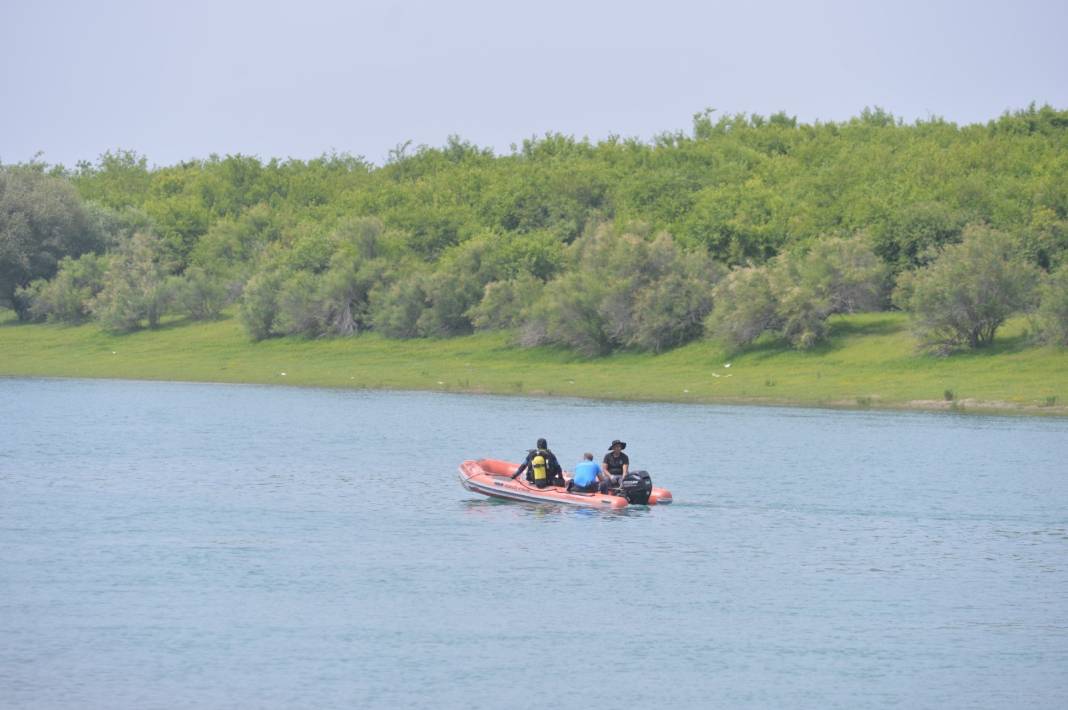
[{"left": 2, "top": 0, "right": 1066, "bottom": 168}]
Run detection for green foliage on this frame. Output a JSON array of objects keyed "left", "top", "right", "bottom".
[
  {"left": 7, "top": 104, "right": 1068, "bottom": 359},
  {"left": 171, "top": 266, "right": 230, "bottom": 321},
  {"left": 236, "top": 217, "right": 395, "bottom": 340},
  {"left": 416, "top": 232, "right": 552, "bottom": 337},
  {"left": 145, "top": 184, "right": 212, "bottom": 268},
  {"left": 775, "top": 277, "right": 831, "bottom": 349},
  {"left": 988, "top": 103, "right": 1068, "bottom": 136},
  {"left": 85, "top": 202, "right": 153, "bottom": 251},
  {"left": 189, "top": 203, "right": 280, "bottom": 272},
  {"left": 317, "top": 249, "right": 385, "bottom": 336},
  {"left": 275, "top": 271, "right": 324, "bottom": 337},
  {"left": 706, "top": 267, "right": 782, "bottom": 350},
  {"left": 629, "top": 266, "right": 718, "bottom": 352},
  {"left": 871, "top": 202, "right": 966, "bottom": 271},
  {"left": 369, "top": 272, "right": 428, "bottom": 339},
  {"left": 0, "top": 165, "right": 100, "bottom": 317},
  {"left": 468, "top": 273, "right": 543, "bottom": 331},
  {"left": 50, "top": 105, "right": 1068, "bottom": 286},
  {"left": 73, "top": 150, "right": 152, "bottom": 209},
  {"left": 1016, "top": 207, "right": 1068, "bottom": 271},
  {"left": 238, "top": 269, "right": 285, "bottom": 341},
  {"left": 90, "top": 232, "right": 174, "bottom": 332},
  {"left": 894, "top": 224, "right": 1041, "bottom": 353},
  {"left": 1034, "top": 267, "right": 1068, "bottom": 346},
  {"left": 707, "top": 236, "right": 888, "bottom": 350},
  {"left": 520, "top": 227, "right": 719, "bottom": 354},
  {"left": 16, "top": 253, "right": 107, "bottom": 323},
  {"left": 782, "top": 236, "right": 891, "bottom": 314}
]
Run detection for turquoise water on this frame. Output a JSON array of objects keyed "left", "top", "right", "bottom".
[{"left": 2, "top": 377, "right": 1066, "bottom": 709}]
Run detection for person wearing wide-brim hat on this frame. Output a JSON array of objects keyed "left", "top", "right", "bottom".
[{"left": 602, "top": 439, "right": 629, "bottom": 487}]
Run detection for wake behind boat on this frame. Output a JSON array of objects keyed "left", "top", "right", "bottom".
[{"left": 458, "top": 458, "right": 673, "bottom": 509}]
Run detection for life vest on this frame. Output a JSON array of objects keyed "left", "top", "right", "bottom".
[{"left": 531, "top": 453, "right": 547, "bottom": 482}]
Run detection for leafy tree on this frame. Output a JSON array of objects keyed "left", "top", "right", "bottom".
[
  {"left": 521, "top": 227, "right": 718, "bottom": 354},
  {"left": 871, "top": 202, "right": 966, "bottom": 271},
  {"left": 84, "top": 202, "right": 153, "bottom": 251},
  {"left": 706, "top": 236, "right": 888, "bottom": 350},
  {"left": 144, "top": 179, "right": 212, "bottom": 268},
  {"left": 16, "top": 253, "right": 107, "bottom": 323},
  {"left": 893, "top": 224, "right": 1040, "bottom": 352},
  {"left": 1, "top": 166, "right": 99, "bottom": 317},
  {"left": 171, "top": 266, "right": 229, "bottom": 321},
  {"left": 369, "top": 272, "right": 428, "bottom": 338},
  {"left": 469, "top": 274, "right": 544, "bottom": 331},
  {"left": 189, "top": 203, "right": 280, "bottom": 273},
  {"left": 521, "top": 272, "right": 611, "bottom": 354},
  {"left": 90, "top": 232, "right": 174, "bottom": 332},
  {"left": 73, "top": 150, "right": 152, "bottom": 210},
  {"left": 705, "top": 267, "right": 782, "bottom": 350},
  {"left": 774, "top": 277, "right": 831, "bottom": 349},
  {"left": 781, "top": 236, "right": 890, "bottom": 314},
  {"left": 417, "top": 267, "right": 481, "bottom": 337},
  {"left": 239, "top": 269, "right": 286, "bottom": 341},
  {"left": 332, "top": 216, "right": 390, "bottom": 261},
  {"left": 1033, "top": 267, "right": 1068, "bottom": 346},
  {"left": 1016, "top": 207, "right": 1068, "bottom": 271},
  {"left": 317, "top": 249, "right": 386, "bottom": 336},
  {"left": 275, "top": 271, "right": 324, "bottom": 337},
  {"left": 629, "top": 269, "right": 715, "bottom": 352}
]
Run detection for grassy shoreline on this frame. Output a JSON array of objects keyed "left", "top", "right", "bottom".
[{"left": 2, "top": 310, "right": 1066, "bottom": 416}]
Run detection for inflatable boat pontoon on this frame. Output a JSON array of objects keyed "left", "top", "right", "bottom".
[{"left": 458, "top": 458, "right": 672, "bottom": 509}]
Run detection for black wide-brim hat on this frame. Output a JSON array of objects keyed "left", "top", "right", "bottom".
[{"left": 608, "top": 439, "right": 627, "bottom": 450}]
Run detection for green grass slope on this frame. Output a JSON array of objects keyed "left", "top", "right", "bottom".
[{"left": 1, "top": 310, "right": 1066, "bottom": 415}]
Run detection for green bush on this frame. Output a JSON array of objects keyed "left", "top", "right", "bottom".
[
  {"left": 706, "top": 236, "right": 887, "bottom": 350},
  {"left": 468, "top": 274, "right": 543, "bottom": 331},
  {"left": 1, "top": 165, "right": 100, "bottom": 317},
  {"left": 789, "top": 236, "right": 890, "bottom": 313},
  {"left": 519, "top": 227, "right": 718, "bottom": 354},
  {"left": 317, "top": 252, "right": 383, "bottom": 336},
  {"left": 1034, "top": 267, "right": 1068, "bottom": 346},
  {"left": 172, "top": 266, "right": 229, "bottom": 320},
  {"left": 90, "top": 232, "right": 173, "bottom": 332},
  {"left": 894, "top": 224, "right": 1040, "bottom": 352},
  {"left": 705, "top": 267, "right": 781, "bottom": 350},
  {"left": 16, "top": 253, "right": 107, "bottom": 323},
  {"left": 275, "top": 271, "right": 324, "bottom": 337},
  {"left": 239, "top": 269, "right": 285, "bottom": 341},
  {"left": 369, "top": 273, "right": 427, "bottom": 339},
  {"left": 629, "top": 261, "right": 720, "bottom": 352}
]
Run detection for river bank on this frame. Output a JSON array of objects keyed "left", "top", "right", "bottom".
[{"left": 2, "top": 309, "right": 1066, "bottom": 416}]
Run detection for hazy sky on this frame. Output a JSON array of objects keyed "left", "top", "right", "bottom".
[{"left": 2, "top": 0, "right": 1066, "bottom": 167}]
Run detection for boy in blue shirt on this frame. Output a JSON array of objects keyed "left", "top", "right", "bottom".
[{"left": 569, "top": 452, "right": 610, "bottom": 493}]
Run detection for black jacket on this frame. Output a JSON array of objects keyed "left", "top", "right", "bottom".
[{"left": 603, "top": 451, "right": 630, "bottom": 477}]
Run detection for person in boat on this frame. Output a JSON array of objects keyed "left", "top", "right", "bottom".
[
  {"left": 602, "top": 439, "right": 629, "bottom": 488},
  {"left": 512, "top": 438, "right": 564, "bottom": 488},
  {"left": 567, "top": 452, "right": 610, "bottom": 493}
]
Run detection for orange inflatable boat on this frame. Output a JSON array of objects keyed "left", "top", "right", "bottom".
[{"left": 458, "top": 458, "right": 673, "bottom": 509}]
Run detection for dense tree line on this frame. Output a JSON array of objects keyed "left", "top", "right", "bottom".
[{"left": 3, "top": 104, "right": 1068, "bottom": 354}]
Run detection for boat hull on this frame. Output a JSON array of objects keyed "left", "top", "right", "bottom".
[{"left": 458, "top": 458, "right": 672, "bottom": 508}]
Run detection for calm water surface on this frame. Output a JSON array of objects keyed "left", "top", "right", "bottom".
[{"left": 1, "top": 378, "right": 1066, "bottom": 709}]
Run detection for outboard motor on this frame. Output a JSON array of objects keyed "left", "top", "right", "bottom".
[{"left": 620, "top": 470, "right": 653, "bottom": 505}]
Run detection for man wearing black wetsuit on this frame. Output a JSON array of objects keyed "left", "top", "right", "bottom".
[
  {"left": 602, "top": 439, "right": 629, "bottom": 487},
  {"left": 512, "top": 437, "right": 564, "bottom": 487}
]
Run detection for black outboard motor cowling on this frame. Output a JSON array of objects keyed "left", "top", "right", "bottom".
[{"left": 620, "top": 470, "right": 653, "bottom": 505}]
